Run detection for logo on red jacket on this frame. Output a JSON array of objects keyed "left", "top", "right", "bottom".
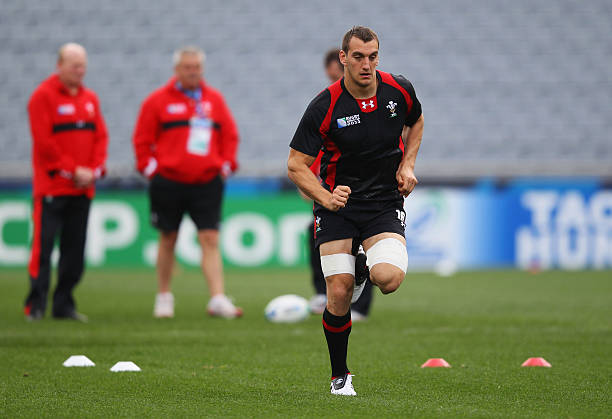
[
  {"left": 167, "top": 103, "right": 187, "bottom": 114},
  {"left": 195, "top": 100, "right": 212, "bottom": 118},
  {"left": 57, "top": 104, "right": 75, "bottom": 115},
  {"left": 202, "top": 101, "right": 212, "bottom": 114},
  {"left": 85, "top": 101, "right": 95, "bottom": 117}
]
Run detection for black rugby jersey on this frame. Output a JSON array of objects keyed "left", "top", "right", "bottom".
[{"left": 290, "top": 70, "right": 422, "bottom": 203}]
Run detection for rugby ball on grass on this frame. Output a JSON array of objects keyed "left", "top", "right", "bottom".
[{"left": 264, "top": 294, "right": 309, "bottom": 323}]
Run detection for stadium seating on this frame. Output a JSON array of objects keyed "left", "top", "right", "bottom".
[{"left": 1, "top": 0, "right": 610, "bottom": 179}]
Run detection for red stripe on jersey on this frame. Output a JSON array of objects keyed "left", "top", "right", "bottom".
[
  {"left": 379, "top": 71, "right": 414, "bottom": 115},
  {"left": 319, "top": 80, "right": 343, "bottom": 190},
  {"left": 28, "top": 197, "right": 42, "bottom": 278},
  {"left": 323, "top": 141, "right": 341, "bottom": 191},
  {"left": 322, "top": 318, "right": 352, "bottom": 333},
  {"left": 309, "top": 150, "right": 323, "bottom": 176}
]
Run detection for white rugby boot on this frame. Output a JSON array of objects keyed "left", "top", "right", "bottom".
[
  {"left": 330, "top": 373, "right": 356, "bottom": 396},
  {"left": 207, "top": 295, "right": 243, "bottom": 319},
  {"left": 154, "top": 292, "right": 174, "bottom": 318}
]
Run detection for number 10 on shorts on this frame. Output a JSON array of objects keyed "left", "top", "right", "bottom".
[{"left": 396, "top": 209, "right": 406, "bottom": 227}]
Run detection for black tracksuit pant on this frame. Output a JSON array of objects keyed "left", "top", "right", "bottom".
[{"left": 25, "top": 195, "right": 91, "bottom": 317}]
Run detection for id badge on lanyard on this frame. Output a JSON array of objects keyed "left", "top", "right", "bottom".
[
  {"left": 186, "top": 95, "right": 212, "bottom": 156},
  {"left": 187, "top": 116, "right": 212, "bottom": 156}
]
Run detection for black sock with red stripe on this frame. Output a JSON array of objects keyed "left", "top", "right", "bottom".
[{"left": 322, "top": 308, "right": 352, "bottom": 378}]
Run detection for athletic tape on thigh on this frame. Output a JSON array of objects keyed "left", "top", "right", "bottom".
[
  {"left": 366, "top": 238, "right": 408, "bottom": 273},
  {"left": 320, "top": 254, "right": 356, "bottom": 278}
]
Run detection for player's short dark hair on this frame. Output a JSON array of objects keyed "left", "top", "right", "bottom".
[
  {"left": 341, "top": 26, "right": 379, "bottom": 53},
  {"left": 324, "top": 48, "right": 341, "bottom": 68}
]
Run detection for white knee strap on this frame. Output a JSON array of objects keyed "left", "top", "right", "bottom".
[
  {"left": 320, "top": 253, "right": 356, "bottom": 278},
  {"left": 366, "top": 238, "right": 408, "bottom": 273}
]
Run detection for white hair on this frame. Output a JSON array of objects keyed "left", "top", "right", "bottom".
[{"left": 173, "top": 46, "right": 206, "bottom": 66}]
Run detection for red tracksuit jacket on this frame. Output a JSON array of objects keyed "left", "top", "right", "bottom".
[
  {"left": 27, "top": 74, "right": 108, "bottom": 199},
  {"left": 132, "top": 77, "right": 239, "bottom": 184}
]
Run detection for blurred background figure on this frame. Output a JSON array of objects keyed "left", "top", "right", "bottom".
[
  {"left": 132, "top": 46, "right": 241, "bottom": 319},
  {"left": 324, "top": 48, "right": 344, "bottom": 83},
  {"left": 305, "top": 49, "right": 340, "bottom": 315},
  {"left": 25, "top": 43, "right": 108, "bottom": 322}
]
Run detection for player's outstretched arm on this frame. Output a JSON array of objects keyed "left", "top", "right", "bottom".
[
  {"left": 397, "top": 114, "right": 424, "bottom": 197},
  {"left": 287, "top": 148, "right": 350, "bottom": 211}
]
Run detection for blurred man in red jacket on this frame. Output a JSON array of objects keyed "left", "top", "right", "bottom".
[
  {"left": 25, "top": 43, "right": 108, "bottom": 321},
  {"left": 133, "top": 46, "right": 241, "bottom": 319}
]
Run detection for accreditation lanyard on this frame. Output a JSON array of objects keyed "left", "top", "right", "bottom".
[
  {"left": 176, "top": 82, "right": 206, "bottom": 118},
  {"left": 176, "top": 82, "right": 212, "bottom": 156}
]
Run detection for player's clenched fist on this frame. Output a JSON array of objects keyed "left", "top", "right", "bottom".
[
  {"left": 328, "top": 185, "right": 351, "bottom": 211},
  {"left": 396, "top": 164, "right": 418, "bottom": 197}
]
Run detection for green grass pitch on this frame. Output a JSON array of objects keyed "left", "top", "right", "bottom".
[{"left": 1, "top": 268, "right": 610, "bottom": 418}]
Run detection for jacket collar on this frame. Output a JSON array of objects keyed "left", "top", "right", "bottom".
[
  {"left": 49, "top": 73, "right": 84, "bottom": 96},
  {"left": 166, "top": 76, "right": 207, "bottom": 96}
]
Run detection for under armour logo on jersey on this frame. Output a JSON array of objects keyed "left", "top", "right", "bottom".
[
  {"left": 357, "top": 97, "right": 377, "bottom": 113},
  {"left": 362, "top": 100, "right": 374, "bottom": 109}
]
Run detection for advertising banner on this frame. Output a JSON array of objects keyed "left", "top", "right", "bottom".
[
  {"left": 0, "top": 181, "right": 610, "bottom": 270},
  {"left": 403, "top": 180, "right": 612, "bottom": 270},
  {"left": 0, "top": 191, "right": 313, "bottom": 269}
]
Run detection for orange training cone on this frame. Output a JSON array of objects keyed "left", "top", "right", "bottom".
[
  {"left": 521, "top": 357, "right": 551, "bottom": 367},
  {"left": 421, "top": 358, "right": 451, "bottom": 368}
]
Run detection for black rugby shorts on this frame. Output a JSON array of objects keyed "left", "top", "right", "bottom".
[
  {"left": 148, "top": 174, "right": 224, "bottom": 232},
  {"left": 313, "top": 198, "right": 406, "bottom": 248}
]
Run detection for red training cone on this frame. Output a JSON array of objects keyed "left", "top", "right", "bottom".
[
  {"left": 421, "top": 358, "right": 451, "bottom": 368},
  {"left": 521, "top": 357, "right": 551, "bottom": 367}
]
